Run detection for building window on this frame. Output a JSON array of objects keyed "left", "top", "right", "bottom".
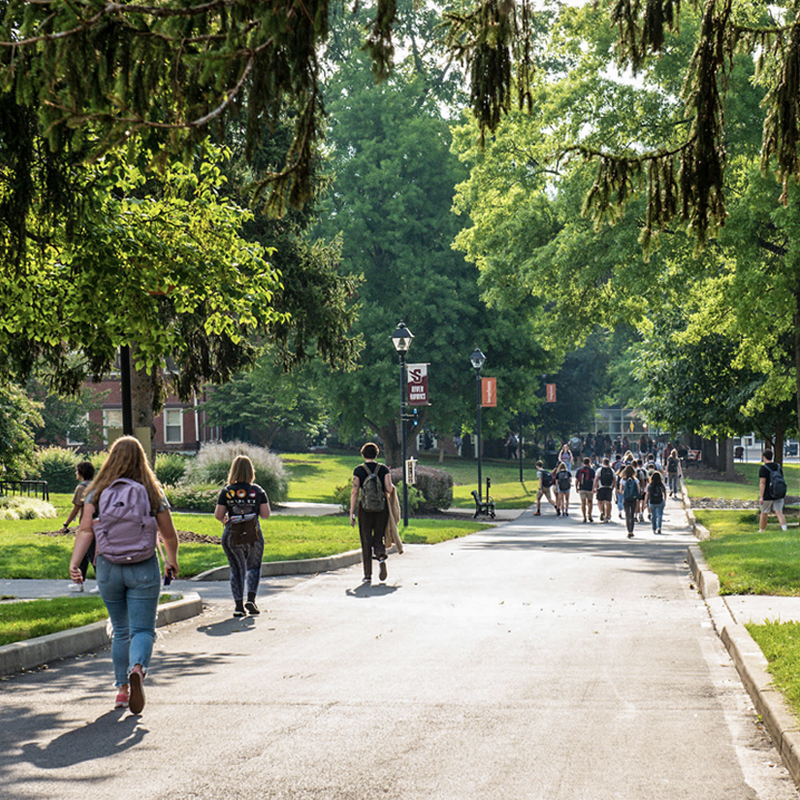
[
  {"left": 66, "top": 413, "right": 89, "bottom": 446},
  {"left": 103, "top": 409, "right": 124, "bottom": 444},
  {"left": 164, "top": 408, "right": 183, "bottom": 445}
]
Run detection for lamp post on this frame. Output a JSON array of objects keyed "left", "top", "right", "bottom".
[
  {"left": 470, "top": 348, "right": 486, "bottom": 501},
  {"left": 391, "top": 322, "right": 414, "bottom": 527}
]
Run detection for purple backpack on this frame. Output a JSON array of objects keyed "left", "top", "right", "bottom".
[{"left": 94, "top": 478, "right": 158, "bottom": 564}]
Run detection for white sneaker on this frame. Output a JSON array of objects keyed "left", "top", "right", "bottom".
[{"left": 67, "top": 582, "right": 84, "bottom": 592}]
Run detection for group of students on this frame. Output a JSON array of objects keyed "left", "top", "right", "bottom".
[{"left": 535, "top": 449, "right": 684, "bottom": 538}]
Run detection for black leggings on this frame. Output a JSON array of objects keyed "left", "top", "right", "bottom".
[
  {"left": 357, "top": 507, "right": 388, "bottom": 578},
  {"left": 623, "top": 500, "right": 638, "bottom": 534}
]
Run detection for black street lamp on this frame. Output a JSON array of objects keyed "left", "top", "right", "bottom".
[
  {"left": 391, "top": 322, "right": 414, "bottom": 527},
  {"left": 470, "top": 348, "right": 486, "bottom": 501}
]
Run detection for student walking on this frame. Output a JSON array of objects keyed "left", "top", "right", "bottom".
[
  {"left": 554, "top": 461, "right": 572, "bottom": 517},
  {"left": 69, "top": 436, "right": 179, "bottom": 714},
  {"left": 62, "top": 460, "right": 96, "bottom": 585},
  {"left": 646, "top": 472, "right": 667, "bottom": 534},
  {"left": 758, "top": 449, "right": 788, "bottom": 533},
  {"left": 534, "top": 460, "right": 557, "bottom": 516},
  {"left": 666, "top": 449, "right": 682, "bottom": 498},
  {"left": 594, "top": 458, "right": 615, "bottom": 523},
  {"left": 350, "top": 443, "right": 393, "bottom": 582},
  {"left": 215, "top": 455, "right": 271, "bottom": 618},
  {"left": 621, "top": 465, "right": 639, "bottom": 538},
  {"left": 575, "top": 458, "right": 596, "bottom": 522}
]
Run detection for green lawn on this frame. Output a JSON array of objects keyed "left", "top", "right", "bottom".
[
  {"left": 694, "top": 510, "right": 800, "bottom": 595},
  {"left": 684, "top": 463, "right": 800, "bottom": 501},
  {"left": 746, "top": 622, "right": 800, "bottom": 719},
  {"left": 0, "top": 594, "right": 176, "bottom": 646},
  {"left": 0, "top": 512, "right": 490, "bottom": 579}
]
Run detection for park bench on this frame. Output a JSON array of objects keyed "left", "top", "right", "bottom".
[{"left": 471, "top": 489, "right": 496, "bottom": 519}]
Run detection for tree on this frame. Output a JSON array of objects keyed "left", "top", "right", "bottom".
[
  {"left": 27, "top": 382, "right": 105, "bottom": 449},
  {"left": 314, "top": 12, "right": 546, "bottom": 467},
  {"left": 199, "top": 355, "right": 329, "bottom": 448},
  {"left": 0, "top": 385, "right": 42, "bottom": 478}
]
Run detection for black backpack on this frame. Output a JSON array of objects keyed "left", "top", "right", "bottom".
[
  {"left": 649, "top": 482, "right": 664, "bottom": 505},
  {"left": 557, "top": 470, "right": 572, "bottom": 491},
  {"left": 359, "top": 463, "right": 386, "bottom": 512},
  {"left": 578, "top": 468, "right": 594, "bottom": 491},
  {"left": 599, "top": 466, "right": 614, "bottom": 487},
  {"left": 768, "top": 464, "right": 788, "bottom": 499},
  {"left": 541, "top": 470, "right": 554, "bottom": 489}
]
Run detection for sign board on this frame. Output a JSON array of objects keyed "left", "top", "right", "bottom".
[
  {"left": 481, "top": 377, "right": 497, "bottom": 407},
  {"left": 405, "top": 457, "right": 417, "bottom": 486},
  {"left": 407, "top": 363, "right": 430, "bottom": 406},
  {"left": 546, "top": 383, "right": 557, "bottom": 403}
]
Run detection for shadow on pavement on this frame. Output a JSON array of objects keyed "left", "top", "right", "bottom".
[
  {"left": 196, "top": 616, "right": 257, "bottom": 637},
  {"left": 346, "top": 583, "right": 399, "bottom": 598}
]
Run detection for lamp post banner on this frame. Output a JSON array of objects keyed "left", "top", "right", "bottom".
[
  {"left": 546, "top": 383, "right": 557, "bottom": 403},
  {"left": 407, "top": 363, "right": 430, "bottom": 406},
  {"left": 481, "top": 377, "right": 497, "bottom": 407}
]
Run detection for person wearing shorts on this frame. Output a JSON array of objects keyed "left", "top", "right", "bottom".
[
  {"left": 534, "top": 461, "right": 557, "bottom": 516},
  {"left": 594, "top": 458, "right": 615, "bottom": 523},
  {"left": 759, "top": 449, "right": 788, "bottom": 532},
  {"left": 575, "top": 457, "right": 596, "bottom": 523}
]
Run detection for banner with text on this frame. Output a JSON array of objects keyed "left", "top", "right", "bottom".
[
  {"left": 407, "top": 363, "right": 430, "bottom": 406},
  {"left": 481, "top": 377, "right": 497, "bottom": 407},
  {"left": 546, "top": 383, "right": 557, "bottom": 403}
]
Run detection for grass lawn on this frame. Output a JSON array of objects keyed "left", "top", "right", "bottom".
[
  {"left": 746, "top": 622, "right": 800, "bottom": 719},
  {"left": 694, "top": 509, "right": 800, "bottom": 595},
  {"left": 0, "top": 594, "right": 177, "bottom": 646},
  {"left": 684, "top": 463, "right": 800, "bottom": 501},
  {"left": 0, "top": 512, "right": 491, "bottom": 579}
]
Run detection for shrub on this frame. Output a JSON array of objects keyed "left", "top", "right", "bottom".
[
  {"left": 333, "top": 483, "right": 351, "bottom": 513},
  {"left": 183, "top": 441, "right": 289, "bottom": 502},
  {"left": 390, "top": 466, "right": 453, "bottom": 511},
  {"left": 164, "top": 484, "right": 220, "bottom": 513},
  {"left": 155, "top": 452, "right": 188, "bottom": 486},
  {"left": 32, "top": 446, "right": 80, "bottom": 493},
  {"left": 0, "top": 496, "right": 58, "bottom": 520}
]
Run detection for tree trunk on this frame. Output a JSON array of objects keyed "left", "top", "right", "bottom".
[
  {"left": 795, "top": 290, "right": 800, "bottom": 464},
  {"left": 775, "top": 419, "right": 786, "bottom": 467},
  {"left": 719, "top": 434, "right": 736, "bottom": 478},
  {"left": 130, "top": 347, "right": 158, "bottom": 463}
]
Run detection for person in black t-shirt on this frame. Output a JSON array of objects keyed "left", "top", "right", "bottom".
[
  {"left": 350, "top": 442, "right": 394, "bottom": 583},
  {"left": 758, "top": 449, "right": 788, "bottom": 533},
  {"left": 214, "top": 455, "right": 271, "bottom": 617}
]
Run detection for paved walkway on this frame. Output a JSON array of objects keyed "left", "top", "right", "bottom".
[{"left": 2, "top": 497, "right": 798, "bottom": 799}]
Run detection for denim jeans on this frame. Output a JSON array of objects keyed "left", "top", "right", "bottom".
[
  {"left": 96, "top": 554, "right": 161, "bottom": 687},
  {"left": 650, "top": 501, "right": 665, "bottom": 532}
]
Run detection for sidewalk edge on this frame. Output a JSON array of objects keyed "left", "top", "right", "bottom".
[
  {"left": 684, "top": 496, "right": 800, "bottom": 788},
  {"left": 0, "top": 591, "right": 203, "bottom": 677}
]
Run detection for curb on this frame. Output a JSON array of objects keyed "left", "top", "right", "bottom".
[
  {"left": 0, "top": 592, "right": 203, "bottom": 677},
  {"left": 684, "top": 494, "right": 800, "bottom": 788},
  {"left": 193, "top": 549, "right": 365, "bottom": 581}
]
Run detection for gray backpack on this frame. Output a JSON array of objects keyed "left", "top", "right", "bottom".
[
  {"left": 359, "top": 463, "right": 386, "bottom": 512},
  {"left": 94, "top": 478, "right": 158, "bottom": 563}
]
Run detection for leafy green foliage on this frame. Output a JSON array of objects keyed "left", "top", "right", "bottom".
[
  {"left": 154, "top": 453, "right": 189, "bottom": 487},
  {"left": 0, "top": 496, "right": 57, "bottom": 520},
  {"left": 30, "top": 447, "right": 82, "bottom": 494},
  {"left": 0, "top": 384, "right": 42, "bottom": 478},
  {"left": 163, "top": 484, "right": 221, "bottom": 514},
  {"left": 390, "top": 467, "right": 453, "bottom": 511}
]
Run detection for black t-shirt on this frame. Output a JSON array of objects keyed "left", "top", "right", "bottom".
[
  {"left": 760, "top": 463, "right": 780, "bottom": 501},
  {"left": 353, "top": 462, "right": 390, "bottom": 487},
  {"left": 217, "top": 482, "right": 269, "bottom": 524}
]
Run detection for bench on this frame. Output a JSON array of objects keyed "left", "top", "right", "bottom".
[{"left": 471, "top": 489, "right": 496, "bottom": 519}]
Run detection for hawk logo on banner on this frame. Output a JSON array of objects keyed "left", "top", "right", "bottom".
[
  {"left": 481, "top": 377, "right": 497, "bottom": 407},
  {"left": 407, "top": 363, "right": 430, "bottom": 406}
]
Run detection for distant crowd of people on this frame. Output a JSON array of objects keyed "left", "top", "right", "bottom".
[{"left": 534, "top": 443, "right": 684, "bottom": 539}]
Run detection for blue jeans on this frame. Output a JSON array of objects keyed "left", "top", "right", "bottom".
[
  {"left": 96, "top": 554, "right": 161, "bottom": 687},
  {"left": 650, "top": 501, "right": 665, "bottom": 532}
]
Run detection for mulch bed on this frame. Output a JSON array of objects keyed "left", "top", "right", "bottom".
[{"left": 36, "top": 529, "right": 221, "bottom": 544}]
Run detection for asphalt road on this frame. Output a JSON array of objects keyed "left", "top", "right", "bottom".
[{"left": 2, "top": 504, "right": 798, "bottom": 800}]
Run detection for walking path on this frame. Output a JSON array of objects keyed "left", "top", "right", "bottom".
[{"left": 2, "top": 497, "right": 798, "bottom": 799}]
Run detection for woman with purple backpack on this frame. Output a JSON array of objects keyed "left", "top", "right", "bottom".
[{"left": 69, "top": 436, "right": 179, "bottom": 714}]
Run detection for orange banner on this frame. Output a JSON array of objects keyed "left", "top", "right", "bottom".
[
  {"left": 546, "top": 383, "right": 556, "bottom": 403},
  {"left": 481, "top": 377, "right": 497, "bottom": 407}
]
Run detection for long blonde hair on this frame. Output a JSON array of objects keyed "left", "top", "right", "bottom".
[
  {"left": 90, "top": 436, "right": 163, "bottom": 511},
  {"left": 227, "top": 455, "right": 255, "bottom": 485}
]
